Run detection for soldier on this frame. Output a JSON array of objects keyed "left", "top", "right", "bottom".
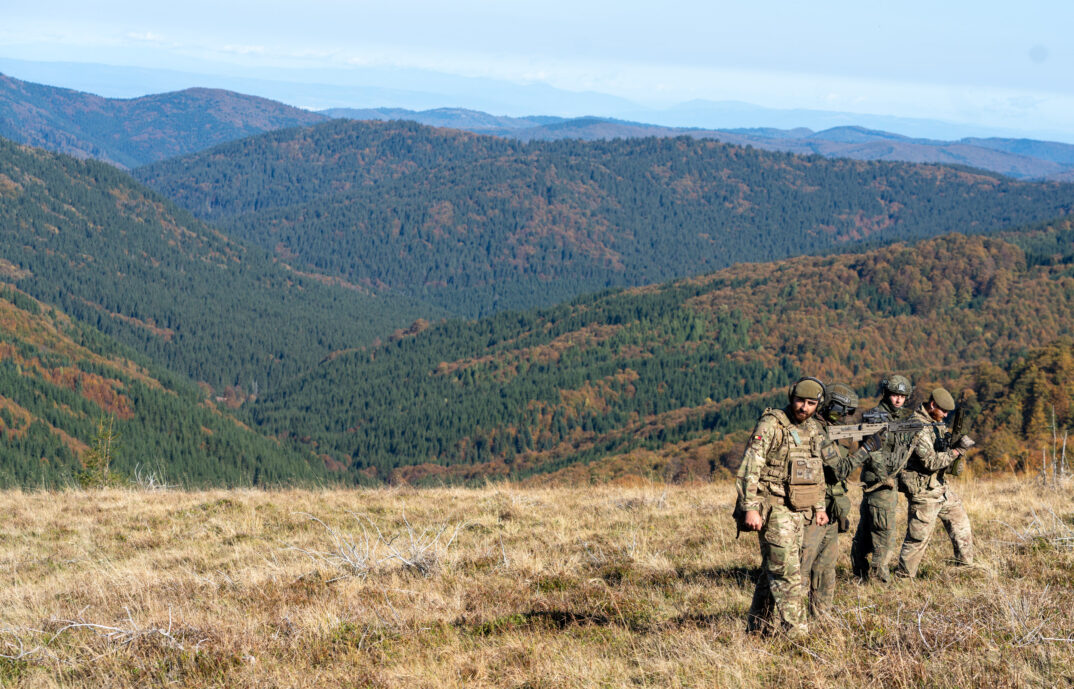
[
  {"left": 896, "top": 387, "right": 974, "bottom": 578},
  {"left": 801, "top": 383, "right": 866, "bottom": 614},
  {"left": 850, "top": 375, "right": 915, "bottom": 583},
  {"left": 736, "top": 377, "right": 829, "bottom": 637}
]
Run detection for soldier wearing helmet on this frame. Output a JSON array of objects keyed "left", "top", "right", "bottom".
[
  {"left": 896, "top": 387, "right": 974, "bottom": 577},
  {"left": 800, "top": 383, "right": 860, "bottom": 614},
  {"left": 735, "top": 377, "right": 829, "bottom": 637},
  {"left": 850, "top": 374, "right": 915, "bottom": 583}
]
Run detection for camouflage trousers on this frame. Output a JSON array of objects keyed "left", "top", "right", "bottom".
[
  {"left": 801, "top": 520, "right": 839, "bottom": 615},
  {"left": 746, "top": 501, "right": 809, "bottom": 636},
  {"left": 897, "top": 486, "right": 973, "bottom": 578},
  {"left": 850, "top": 486, "right": 899, "bottom": 582}
]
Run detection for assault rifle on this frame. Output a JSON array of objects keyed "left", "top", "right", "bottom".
[
  {"left": 825, "top": 418, "right": 942, "bottom": 443},
  {"left": 935, "top": 402, "right": 973, "bottom": 452},
  {"left": 936, "top": 398, "right": 975, "bottom": 476}
]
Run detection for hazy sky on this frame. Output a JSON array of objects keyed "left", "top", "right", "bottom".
[{"left": 3, "top": 0, "right": 1072, "bottom": 140}]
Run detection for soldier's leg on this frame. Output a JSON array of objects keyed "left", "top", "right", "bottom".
[
  {"left": 747, "top": 504, "right": 775, "bottom": 633},
  {"left": 868, "top": 488, "right": 899, "bottom": 582},
  {"left": 760, "top": 504, "right": 808, "bottom": 636},
  {"left": 746, "top": 563, "right": 774, "bottom": 633},
  {"left": 809, "top": 524, "right": 839, "bottom": 614},
  {"left": 938, "top": 488, "right": 974, "bottom": 566},
  {"left": 850, "top": 497, "right": 873, "bottom": 579},
  {"left": 896, "top": 497, "right": 942, "bottom": 578}
]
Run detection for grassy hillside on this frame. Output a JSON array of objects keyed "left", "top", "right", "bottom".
[
  {"left": 134, "top": 119, "right": 1074, "bottom": 317},
  {"left": 0, "top": 138, "right": 430, "bottom": 392},
  {"left": 0, "top": 286, "right": 331, "bottom": 488},
  {"left": 0, "top": 74, "right": 328, "bottom": 168},
  {"left": 246, "top": 221, "right": 1074, "bottom": 484},
  {"left": 1, "top": 478, "right": 1070, "bottom": 687}
]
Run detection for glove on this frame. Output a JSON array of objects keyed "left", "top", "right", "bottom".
[{"left": 862, "top": 428, "right": 886, "bottom": 452}]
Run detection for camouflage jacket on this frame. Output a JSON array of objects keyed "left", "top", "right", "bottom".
[
  {"left": 735, "top": 407, "right": 826, "bottom": 513},
  {"left": 899, "top": 406, "right": 959, "bottom": 498}
]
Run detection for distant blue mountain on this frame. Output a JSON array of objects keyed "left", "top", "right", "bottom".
[
  {"left": 4, "top": 62, "right": 1074, "bottom": 181},
  {"left": 4, "top": 56, "right": 1070, "bottom": 143}
]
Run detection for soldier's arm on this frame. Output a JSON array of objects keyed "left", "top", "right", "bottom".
[
  {"left": 912, "top": 428, "right": 958, "bottom": 472},
  {"left": 824, "top": 444, "right": 869, "bottom": 482},
  {"left": 735, "top": 417, "right": 779, "bottom": 513}
]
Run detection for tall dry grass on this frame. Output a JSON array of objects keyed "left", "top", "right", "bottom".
[{"left": 1, "top": 476, "right": 1071, "bottom": 688}]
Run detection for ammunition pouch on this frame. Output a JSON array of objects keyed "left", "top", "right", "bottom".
[{"left": 787, "top": 454, "right": 824, "bottom": 510}]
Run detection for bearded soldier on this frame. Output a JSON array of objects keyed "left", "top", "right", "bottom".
[
  {"left": 736, "top": 377, "right": 829, "bottom": 637},
  {"left": 850, "top": 375, "right": 914, "bottom": 583},
  {"left": 896, "top": 387, "right": 974, "bottom": 577}
]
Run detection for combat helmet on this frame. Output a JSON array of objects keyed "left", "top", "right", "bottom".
[
  {"left": 820, "top": 383, "right": 858, "bottom": 423},
  {"left": 878, "top": 374, "right": 912, "bottom": 398}
]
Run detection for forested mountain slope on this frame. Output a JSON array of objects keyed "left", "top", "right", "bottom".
[
  {"left": 970, "top": 337, "right": 1074, "bottom": 473},
  {"left": 247, "top": 220, "right": 1074, "bottom": 484},
  {"left": 0, "top": 138, "right": 430, "bottom": 393},
  {"left": 136, "top": 119, "right": 1074, "bottom": 317},
  {"left": 0, "top": 286, "right": 330, "bottom": 487},
  {"left": 0, "top": 73, "right": 328, "bottom": 168},
  {"left": 328, "top": 107, "right": 1074, "bottom": 180}
]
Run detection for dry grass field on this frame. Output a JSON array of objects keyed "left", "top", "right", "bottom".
[{"left": 1, "top": 476, "right": 1072, "bottom": 688}]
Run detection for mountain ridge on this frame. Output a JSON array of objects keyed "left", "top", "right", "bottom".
[
  {"left": 135, "top": 118, "right": 1074, "bottom": 318},
  {"left": 3, "top": 71, "right": 1074, "bottom": 180},
  {"left": 0, "top": 73, "right": 328, "bottom": 168},
  {"left": 326, "top": 107, "right": 1074, "bottom": 181}
]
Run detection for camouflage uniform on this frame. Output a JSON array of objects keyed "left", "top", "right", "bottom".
[
  {"left": 896, "top": 405, "right": 974, "bottom": 578},
  {"left": 850, "top": 399, "right": 915, "bottom": 582},
  {"left": 736, "top": 405, "right": 827, "bottom": 636},
  {"left": 801, "top": 428, "right": 866, "bottom": 613},
  {"left": 799, "top": 478, "right": 843, "bottom": 615}
]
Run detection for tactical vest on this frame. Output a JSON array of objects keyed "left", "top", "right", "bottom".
[{"left": 757, "top": 409, "right": 826, "bottom": 511}]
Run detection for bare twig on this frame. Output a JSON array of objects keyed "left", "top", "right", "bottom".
[
  {"left": 0, "top": 629, "right": 42, "bottom": 661},
  {"left": 49, "top": 607, "right": 187, "bottom": 651},
  {"left": 373, "top": 513, "right": 469, "bottom": 576},
  {"left": 289, "top": 511, "right": 468, "bottom": 579},
  {"left": 287, "top": 512, "right": 378, "bottom": 580},
  {"left": 131, "top": 463, "right": 175, "bottom": 491}
]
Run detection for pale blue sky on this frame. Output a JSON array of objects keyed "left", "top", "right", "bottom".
[{"left": 2, "top": 0, "right": 1072, "bottom": 141}]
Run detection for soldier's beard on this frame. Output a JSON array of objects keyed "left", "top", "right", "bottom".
[{"left": 789, "top": 404, "right": 814, "bottom": 423}]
